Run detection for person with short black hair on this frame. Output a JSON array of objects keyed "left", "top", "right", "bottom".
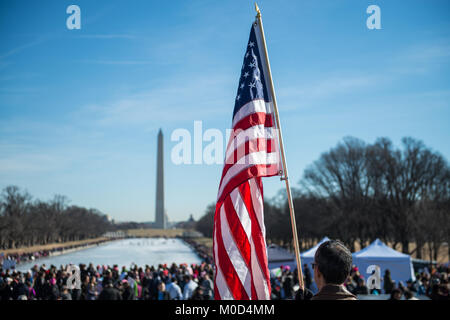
[
  {"left": 389, "top": 288, "right": 403, "bottom": 300},
  {"left": 404, "top": 289, "right": 418, "bottom": 300},
  {"left": 98, "top": 280, "right": 122, "bottom": 300},
  {"left": 311, "top": 240, "right": 357, "bottom": 300}
]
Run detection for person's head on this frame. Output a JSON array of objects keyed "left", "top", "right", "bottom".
[
  {"left": 104, "top": 279, "right": 113, "bottom": 288},
  {"left": 390, "top": 288, "right": 402, "bottom": 300},
  {"left": 196, "top": 286, "right": 204, "bottom": 296},
  {"left": 313, "top": 240, "right": 352, "bottom": 291},
  {"left": 404, "top": 290, "right": 414, "bottom": 300},
  {"left": 157, "top": 282, "right": 165, "bottom": 292}
]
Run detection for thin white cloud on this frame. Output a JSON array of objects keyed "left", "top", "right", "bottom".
[
  {"left": 389, "top": 40, "right": 450, "bottom": 75},
  {"left": 400, "top": 42, "right": 450, "bottom": 62},
  {"left": 0, "top": 35, "right": 51, "bottom": 60},
  {"left": 0, "top": 153, "right": 63, "bottom": 174},
  {"left": 75, "top": 34, "right": 138, "bottom": 40},
  {"left": 277, "top": 74, "right": 379, "bottom": 111},
  {"left": 78, "top": 59, "right": 153, "bottom": 65},
  {"left": 75, "top": 74, "right": 234, "bottom": 127}
]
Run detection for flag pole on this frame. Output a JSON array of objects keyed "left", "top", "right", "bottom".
[{"left": 254, "top": 3, "right": 305, "bottom": 291}]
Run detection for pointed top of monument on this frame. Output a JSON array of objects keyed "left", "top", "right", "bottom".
[{"left": 158, "top": 128, "right": 163, "bottom": 136}]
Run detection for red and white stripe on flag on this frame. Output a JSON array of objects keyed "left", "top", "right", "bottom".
[{"left": 213, "top": 21, "right": 282, "bottom": 300}]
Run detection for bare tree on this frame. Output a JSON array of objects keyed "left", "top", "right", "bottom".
[
  {"left": 0, "top": 186, "right": 114, "bottom": 249},
  {"left": 301, "top": 137, "right": 374, "bottom": 249}
]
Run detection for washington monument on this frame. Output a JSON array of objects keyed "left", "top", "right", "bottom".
[{"left": 154, "top": 129, "right": 167, "bottom": 229}]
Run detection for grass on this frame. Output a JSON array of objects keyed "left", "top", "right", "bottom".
[
  {"left": 126, "top": 228, "right": 186, "bottom": 238},
  {"left": 190, "top": 237, "right": 213, "bottom": 255}
]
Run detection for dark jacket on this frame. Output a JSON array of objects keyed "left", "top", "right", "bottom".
[
  {"left": 98, "top": 286, "right": 122, "bottom": 300},
  {"left": 34, "top": 277, "right": 46, "bottom": 299},
  {"left": 311, "top": 284, "right": 357, "bottom": 300},
  {"left": 45, "top": 284, "right": 59, "bottom": 300},
  {"left": 0, "top": 284, "right": 13, "bottom": 300},
  {"left": 122, "top": 285, "right": 135, "bottom": 300},
  {"left": 12, "top": 281, "right": 28, "bottom": 299},
  {"left": 354, "top": 285, "right": 369, "bottom": 295},
  {"left": 383, "top": 274, "right": 394, "bottom": 294}
]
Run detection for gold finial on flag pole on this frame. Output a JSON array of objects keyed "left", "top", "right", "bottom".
[{"left": 255, "top": 2, "right": 261, "bottom": 18}]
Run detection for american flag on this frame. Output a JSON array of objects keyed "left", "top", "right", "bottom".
[{"left": 213, "top": 21, "right": 282, "bottom": 300}]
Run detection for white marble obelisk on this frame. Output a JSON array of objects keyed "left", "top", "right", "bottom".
[{"left": 155, "top": 129, "right": 166, "bottom": 229}]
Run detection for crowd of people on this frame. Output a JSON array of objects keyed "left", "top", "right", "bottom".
[
  {"left": 0, "top": 262, "right": 215, "bottom": 300},
  {"left": 0, "top": 237, "right": 448, "bottom": 301},
  {"left": 1, "top": 262, "right": 449, "bottom": 300},
  {"left": 1, "top": 237, "right": 217, "bottom": 301},
  {"left": 266, "top": 262, "right": 449, "bottom": 300},
  {"left": 340, "top": 264, "right": 449, "bottom": 300}
]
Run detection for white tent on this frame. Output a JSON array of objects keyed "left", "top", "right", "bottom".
[{"left": 352, "top": 239, "right": 416, "bottom": 287}]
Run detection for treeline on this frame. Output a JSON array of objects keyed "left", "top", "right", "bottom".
[
  {"left": 0, "top": 186, "right": 114, "bottom": 250},
  {"left": 195, "top": 136, "right": 450, "bottom": 261}
]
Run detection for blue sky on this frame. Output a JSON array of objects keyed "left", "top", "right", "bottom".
[{"left": 1, "top": 0, "right": 449, "bottom": 222}]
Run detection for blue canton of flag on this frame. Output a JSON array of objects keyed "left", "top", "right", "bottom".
[{"left": 233, "top": 26, "right": 270, "bottom": 119}]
